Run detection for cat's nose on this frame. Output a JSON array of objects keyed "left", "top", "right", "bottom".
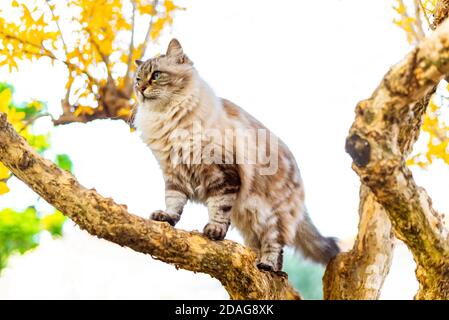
[{"left": 138, "top": 84, "right": 148, "bottom": 93}]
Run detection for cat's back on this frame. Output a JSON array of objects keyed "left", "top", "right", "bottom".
[
  {"left": 220, "top": 97, "right": 303, "bottom": 199},
  {"left": 220, "top": 97, "right": 295, "bottom": 161},
  {"left": 221, "top": 98, "right": 266, "bottom": 130}
]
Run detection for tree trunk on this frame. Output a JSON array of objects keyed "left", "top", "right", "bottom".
[
  {"left": 323, "top": 185, "right": 394, "bottom": 299},
  {"left": 345, "top": 19, "right": 449, "bottom": 299}
]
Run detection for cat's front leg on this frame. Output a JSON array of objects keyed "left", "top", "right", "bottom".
[
  {"left": 150, "top": 188, "right": 187, "bottom": 227},
  {"left": 203, "top": 165, "right": 240, "bottom": 240},
  {"left": 203, "top": 193, "right": 237, "bottom": 240}
]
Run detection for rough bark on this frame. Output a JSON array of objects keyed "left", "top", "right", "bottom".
[
  {"left": 433, "top": 0, "right": 449, "bottom": 29},
  {"left": 54, "top": 83, "right": 134, "bottom": 126},
  {"left": 323, "top": 185, "right": 394, "bottom": 300},
  {"left": 0, "top": 112, "right": 300, "bottom": 300},
  {"left": 323, "top": 70, "right": 435, "bottom": 301},
  {"left": 345, "top": 18, "right": 449, "bottom": 299}
]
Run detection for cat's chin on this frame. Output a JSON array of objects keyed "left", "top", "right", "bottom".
[
  {"left": 140, "top": 98, "right": 168, "bottom": 112},
  {"left": 138, "top": 96, "right": 157, "bottom": 107}
]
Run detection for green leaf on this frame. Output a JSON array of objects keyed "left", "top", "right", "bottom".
[
  {"left": 0, "top": 207, "right": 42, "bottom": 272},
  {"left": 26, "top": 133, "right": 50, "bottom": 153},
  {"left": 41, "top": 210, "right": 66, "bottom": 237},
  {"left": 15, "top": 100, "right": 47, "bottom": 118},
  {"left": 55, "top": 154, "right": 73, "bottom": 172}
]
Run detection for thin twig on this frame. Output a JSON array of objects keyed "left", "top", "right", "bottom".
[
  {"left": 0, "top": 174, "right": 13, "bottom": 184},
  {"left": 414, "top": 0, "right": 426, "bottom": 40},
  {"left": 419, "top": 0, "right": 433, "bottom": 28},
  {"left": 84, "top": 27, "right": 113, "bottom": 82},
  {"left": 1, "top": 32, "right": 98, "bottom": 85},
  {"left": 397, "top": 0, "right": 422, "bottom": 44},
  {"left": 19, "top": 113, "right": 53, "bottom": 133},
  {"left": 124, "top": 0, "right": 137, "bottom": 91},
  {"left": 44, "top": 0, "right": 69, "bottom": 56},
  {"left": 139, "top": 0, "right": 159, "bottom": 60},
  {"left": 44, "top": 0, "right": 72, "bottom": 101}
]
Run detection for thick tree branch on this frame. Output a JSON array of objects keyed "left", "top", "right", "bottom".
[
  {"left": 346, "top": 18, "right": 449, "bottom": 299},
  {"left": 323, "top": 185, "right": 394, "bottom": 300},
  {"left": 0, "top": 112, "right": 300, "bottom": 300}
]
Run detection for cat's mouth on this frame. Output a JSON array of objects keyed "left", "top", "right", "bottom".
[
  {"left": 142, "top": 91, "right": 160, "bottom": 101},
  {"left": 144, "top": 95, "right": 157, "bottom": 100},
  {"left": 140, "top": 92, "right": 158, "bottom": 101}
]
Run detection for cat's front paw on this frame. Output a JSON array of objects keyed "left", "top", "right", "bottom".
[
  {"left": 203, "top": 222, "right": 229, "bottom": 240},
  {"left": 257, "top": 262, "right": 275, "bottom": 272},
  {"left": 150, "top": 210, "right": 179, "bottom": 226},
  {"left": 257, "top": 254, "right": 282, "bottom": 272}
]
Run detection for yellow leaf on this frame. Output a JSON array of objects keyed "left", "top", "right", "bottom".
[
  {"left": 117, "top": 107, "right": 132, "bottom": 117},
  {"left": 28, "top": 100, "right": 43, "bottom": 111},
  {"left": 164, "top": 0, "right": 177, "bottom": 14},
  {"left": 0, "top": 88, "right": 12, "bottom": 113},
  {"left": 21, "top": 4, "right": 35, "bottom": 29},
  {"left": 405, "top": 158, "right": 415, "bottom": 166},
  {"left": 7, "top": 108, "right": 25, "bottom": 123},
  {"left": 0, "top": 163, "right": 9, "bottom": 180},
  {"left": 73, "top": 105, "right": 95, "bottom": 117},
  {"left": 150, "top": 17, "right": 168, "bottom": 40},
  {"left": 0, "top": 182, "right": 10, "bottom": 195},
  {"left": 393, "top": 1, "right": 407, "bottom": 15},
  {"left": 139, "top": 3, "right": 155, "bottom": 15}
]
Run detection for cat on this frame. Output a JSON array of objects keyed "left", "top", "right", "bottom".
[{"left": 133, "top": 39, "right": 339, "bottom": 272}]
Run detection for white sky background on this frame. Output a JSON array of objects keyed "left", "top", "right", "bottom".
[{"left": 0, "top": 0, "right": 448, "bottom": 299}]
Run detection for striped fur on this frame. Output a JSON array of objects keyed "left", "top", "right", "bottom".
[{"left": 134, "top": 39, "right": 339, "bottom": 271}]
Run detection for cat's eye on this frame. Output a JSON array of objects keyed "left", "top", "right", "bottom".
[
  {"left": 136, "top": 77, "right": 141, "bottom": 82},
  {"left": 151, "top": 71, "right": 162, "bottom": 81}
]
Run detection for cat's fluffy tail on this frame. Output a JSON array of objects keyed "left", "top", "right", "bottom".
[{"left": 294, "top": 212, "right": 340, "bottom": 265}]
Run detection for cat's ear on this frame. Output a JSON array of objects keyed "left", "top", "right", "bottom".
[
  {"left": 135, "top": 59, "right": 144, "bottom": 67},
  {"left": 166, "top": 39, "right": 193, "bottom": 65},
  {"left": 166, "top": 38, "right": 183, "bottom": 56}
]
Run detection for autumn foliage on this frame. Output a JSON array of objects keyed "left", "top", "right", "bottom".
[
  {"left": 1, "top": 0, "right": 449, "bottom": 299},
  {"left": 392, "top": 0, "right": 449, "bottom": 167},
  {"left": 0, "top": 0, "right": 181, "bottom": 273},
  {"left": 0, "top": 0, "right": 182, "bottom": 125}
]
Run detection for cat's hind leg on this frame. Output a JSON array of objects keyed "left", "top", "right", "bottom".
[{"left": 242, "top": 229, "right": 261, "bottom": 260}]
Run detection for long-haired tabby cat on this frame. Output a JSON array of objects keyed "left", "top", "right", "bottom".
[{"left": 134, "top": 39, "right": 339, "bottom": 271}]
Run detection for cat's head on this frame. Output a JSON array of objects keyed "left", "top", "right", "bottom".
[{"left": 134, "top": 39, "right": 195, "bottom": 108}]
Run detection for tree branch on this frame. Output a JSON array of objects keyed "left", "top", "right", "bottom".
[
  {"left": 345, "top": 18, "right": 449, "bottom": 299},
  {"left": 84, "top": 27, "right": 113, "bottom": 83},
  {"left": 0, "top": 33, "right": 98, "bottom": 86},
  {"left": 432, "top": 0, "right": 449, "bottom": 29},
  {"left": 0, "top": 112, "right": 300, "bottom": 300},
  {"left": 139, "top": 0, "right": 159, "bottom": 61},
  {"left": 323, "top": 186, "right": 394, "bottom": 299},
  {"left": 414, "top": 0, "right": 426, "bottom": 40},
  {"left": 123, "top": 0, "right": 137, "bottom": 94},
  {"left": 45, "top": 0, "right": 69, "bottom": 57},
  {"left": 419, "top": 0, "right": 433, "bottom": 28}
]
